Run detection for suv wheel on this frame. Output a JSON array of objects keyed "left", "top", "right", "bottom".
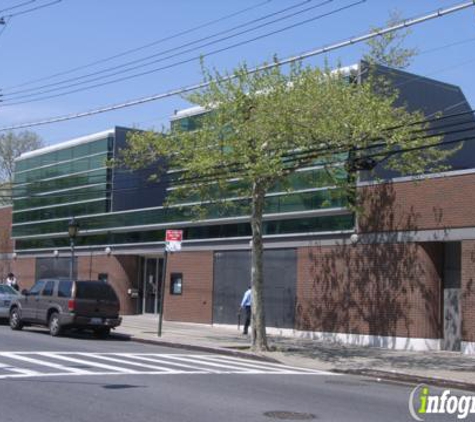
[
  {"left": 10, "top": 308, "right": 23, "bottom": 331},
  {"left": 49, "top": 312, "right": 62, "bottom": 337},
  {"left": 93, "top": 327, "right": 111, "bottom": 339}
]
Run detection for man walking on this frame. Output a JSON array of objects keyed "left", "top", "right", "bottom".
[{"left": 239, "top": 286, "right": 252, "bottom": 335}]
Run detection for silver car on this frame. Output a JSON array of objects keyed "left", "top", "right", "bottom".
[{"left": 0, "top": 285, "right": 20, "bottom": 319}]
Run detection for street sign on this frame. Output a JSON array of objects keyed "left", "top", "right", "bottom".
[{"left": 165, "top": 230, "right": 183, "bottom": 252}]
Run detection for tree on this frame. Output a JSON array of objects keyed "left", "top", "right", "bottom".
[
  {"left": 363, "top": 10, "right": 418, "bottom": 69},
  {"left": 120, "top": 61, "right": 453, "bottom": 351},
  {"left": 0, "top": 130, "right": 43, "bottom": 205}
]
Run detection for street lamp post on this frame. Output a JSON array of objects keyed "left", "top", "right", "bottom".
[{"left": 68, "top": 217, "right": 79, "bottom": 280}]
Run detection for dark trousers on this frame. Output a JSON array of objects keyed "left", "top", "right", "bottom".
[{"left": 243, "top": 306, "right": 251, "bottom": 334}]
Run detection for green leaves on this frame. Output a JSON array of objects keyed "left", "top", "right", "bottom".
[{"left": 120, "top": 60, "right": 455, "bottom": 218}]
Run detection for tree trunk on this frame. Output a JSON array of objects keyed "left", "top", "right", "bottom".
[{"left": 250, "top": 183, "right": 268, "bottom": 351}]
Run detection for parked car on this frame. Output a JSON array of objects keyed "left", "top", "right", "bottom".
[
  {"left": 0, "top": 284, "right": 20, "bottom": 320},
  {"left": 9, "top": 279, "right": 121, "bottom": 338}
]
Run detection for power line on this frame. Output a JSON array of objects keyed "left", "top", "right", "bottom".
[
  {"left": 0, "top": 0, "right": 36, "bottom": 14},
  {"left": 1, "top": 0, "right": 62, "bottom": 19},
  {"left": 1, "top": 0, "right": 349, "bottom": 103},
  {"left": 1, "top": 0, "right": 319, "bottom": 97},
  {"left": 1, "top": 0, "right": 474, "bottom": 132},
  {"left": 2, "top": 0, "right": 274, "bottom": 91}
]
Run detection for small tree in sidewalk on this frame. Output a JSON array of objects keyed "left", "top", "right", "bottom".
[{"left": 120, "top": 61, "right": 453, "bottom": 351}]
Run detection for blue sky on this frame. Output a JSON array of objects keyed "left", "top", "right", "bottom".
[{"left": 0, "top": 0, "right": 474, "bottom": 146}]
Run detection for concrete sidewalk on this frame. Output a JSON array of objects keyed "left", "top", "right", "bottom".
[{"left": 115, "top": 315, "right": 475, "bottom": 391}]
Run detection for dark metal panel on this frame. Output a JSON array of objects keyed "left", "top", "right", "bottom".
[
  {"left": 213, "top": 249, "right": 296, "bottom": 328},
  {"left": 112, "top": 127, "right": 169, "bottom": 212},
  {"left": 359, "top": 63, "right": 475, "bottom": 181}
]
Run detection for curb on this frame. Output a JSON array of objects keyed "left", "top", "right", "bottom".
[
  {"left": 334, "top": 368, "right": 475, "bottom": 392},
  {"left": 111, "top": 332, "right": 281, "bottom": 363},
  {"left": 112, "top": 332, "right": 475, "bottom": 391}
]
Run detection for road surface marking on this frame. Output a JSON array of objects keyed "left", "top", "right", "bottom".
[
  {"left": 37, "top": 352, "right": 138, "bottom": 374},
  {"left": 122, "top": 354, "right": 223, "bottom": 373},
  {"left": 78, "top": 353, "right": 178, "bottom": 373},
  {"left": 0, "top": 352, "right": 336, "bottom": 380},
  {"left": 0, "top": 352, "right": 93, "bottom": 375},
  {"left": 0, "top": 361, "right": 41, "bottom": 376}
]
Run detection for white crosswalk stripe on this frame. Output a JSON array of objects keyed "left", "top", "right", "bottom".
[{"left": 0, "top": 352, "right": 336, "bottom": 380}]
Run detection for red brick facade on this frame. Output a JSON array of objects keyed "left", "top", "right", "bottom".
[
  {"left": 296, "top": 243, "right": 443, "bottom": 339},
  {"left": 359, "top": 173, "right": 475, "bottom": 233},
  {"left": 10, "top": 257, "right": 35, "bottom": 291},
  {"left": 78, "top": 255, "right": 139, "bottom": 315},
  {"left": 164, "top": 252, "right": 214, "bottom": 324},
  {"left": 0, "top": 206, "right": 14, "bottom": 280}
]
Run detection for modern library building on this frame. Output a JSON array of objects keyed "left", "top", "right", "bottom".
[{"left": 3, "top": 62, "right": 475, "bottom": 353}]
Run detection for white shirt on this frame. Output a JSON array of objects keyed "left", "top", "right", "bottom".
[
  {"left": 240, "top": 288, "right": 252, "bottom": 307},
  {"left": 5, "top": 277, "right": 17, "bottom": 287}
]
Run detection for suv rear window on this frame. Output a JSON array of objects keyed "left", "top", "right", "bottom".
[
  {"left": 75, "top": 281, "right": 118, "bottom": 301},
  {"left": 58, "top": 281, "right": 73, "bottom": 298}
]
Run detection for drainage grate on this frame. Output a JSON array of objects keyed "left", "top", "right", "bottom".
[{"left": 263, "top": 411, "right": 317, "bottom": 420}]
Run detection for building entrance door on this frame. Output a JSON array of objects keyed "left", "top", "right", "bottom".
[{"left": 141, "top": 257, "right": 164, "bottom": 314}]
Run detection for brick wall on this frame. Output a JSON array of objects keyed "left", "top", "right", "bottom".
[
  {"left": 0, "top": 206, "right": 13, "bottom": 253},
  {"left": 164, "top": 251, "right": 213, "bottom": 324},
  {"left": 11, "top": 257, "right": 36, "bottom": 291},
  {"left": 0, "top": 206, "right": 14, "bottom": 280},
  {"left": 78, "top": 255, "right": 139, "bottom": 315},
  {"left": 359, "top": 173, "right": 475, "bottom": 233},
  {"left": 461, "top": 240, "right": 475, "bottom": 343},
  {"left": 296, "top": 242, "right": 443, "bottom": 339}
]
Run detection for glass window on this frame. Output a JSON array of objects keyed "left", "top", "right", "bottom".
[
  {"left": 57, "top": 148, "right": 72, "bottom": 161},
  {"left": 0, "top": 285, "right": 18, "bottom": 295},
  {"left": 29, "top": 280, "right": 46, "bottom": 296},
  {"left": 58, "top": 281, "right": 73, "bottom": 298},
  {"left": 75, "top": 281, "right": 118, "bottom": 300},
  {"left": 170, "top": 273, "right": 183, "bottom": 295},
  {"left": 42, "top": 281, "right": 55, "bottom": 297}
]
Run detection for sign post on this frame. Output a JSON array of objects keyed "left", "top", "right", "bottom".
[{"left": 158, "top": 230, "right": 183, "bottom": 337}]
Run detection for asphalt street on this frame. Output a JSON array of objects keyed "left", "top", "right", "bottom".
[{"left": 0, "top": 324, "right": 467, "bottom": 422}]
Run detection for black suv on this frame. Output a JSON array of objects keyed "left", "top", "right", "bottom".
[{"left": 9, "top": 279, "right": 122, "bottom": 338}]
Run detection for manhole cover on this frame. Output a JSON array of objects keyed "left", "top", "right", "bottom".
[{"left": 263, "top": 411, "right": 317, "bottom": 420}]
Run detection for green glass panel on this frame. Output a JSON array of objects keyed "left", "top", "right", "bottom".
[
  {"left": 13, "top": 184, "right": 107, "bottom": 211},
  {"left": 16, "top": 153, "right": 108, "bottom": 185},
  {"left": 172, "top": 167, "right": 347, "bottom": 205},
  {"left": 12, "top": 188, "right": 348, "bottom": 238},
  {"left": 73, "top": 143, "right": 89, "bottom": 158},
  {"left": 12, "top": 200, "right": 107, "bottom": 223},
  {"left": 13, "top": 168, "right": 108, "bottom": 197},
  {"left": 89, "top": 138, "right": 109, "bottom": 154},
  {"left": 14, "top": 214, "right": 354, "bottom": 251},
  {"left": 15, "top": 160, "right": 27, "bottom": 173},
  {"left": 57, "top": 148, "right": 72, "bottom": 162}
]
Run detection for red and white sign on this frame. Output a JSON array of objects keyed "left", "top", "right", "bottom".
[{"left": 165, "top": 230, "right": 183, "bottom": 252}]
